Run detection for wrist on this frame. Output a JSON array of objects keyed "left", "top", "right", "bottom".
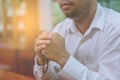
[{"left": 58, "top": 54, "right": 70, "bottom": 68}]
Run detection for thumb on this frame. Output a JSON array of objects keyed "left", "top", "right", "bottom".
[{"left": 42, "top": 50, "right": 50, "bottom": 60}]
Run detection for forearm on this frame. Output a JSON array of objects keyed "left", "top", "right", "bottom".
[{"left": 58, "top": 56, "right": 118, "bottom": 80}]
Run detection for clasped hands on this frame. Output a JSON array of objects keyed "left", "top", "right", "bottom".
[{"left": 34, "top": 31, "right": 69, "bottom": 68}]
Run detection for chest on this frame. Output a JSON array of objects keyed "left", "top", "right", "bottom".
[{"left": 65, "top": 32, "right": 101, "bottom": 65}]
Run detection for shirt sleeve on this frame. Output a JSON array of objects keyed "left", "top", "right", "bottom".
[
  {"left": 58, "top": 56, "right": 99, "bottom": 80},
  {"left": 58, "top": 32, "right": 120, "bottom": 80},
  {"left": 59, "top": 50, "right": 120, "bottom": 80}
]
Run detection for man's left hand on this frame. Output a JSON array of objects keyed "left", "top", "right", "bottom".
[{"left": 42, "top": 33, "right": 70, "bottom": 68}]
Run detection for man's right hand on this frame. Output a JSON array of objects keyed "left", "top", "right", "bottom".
[{"left": 34, "top": 31, "right": 53, "bottom": 66}]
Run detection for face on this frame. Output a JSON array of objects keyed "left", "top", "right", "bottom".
[{"left": 57, "top": 0, "right": 93, "bottom": 19}]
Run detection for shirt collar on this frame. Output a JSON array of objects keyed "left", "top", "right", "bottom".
[
  {"left": 90, "top": 3, "right": 106, "bottom": 31},
  {"left": 68, "top": 3, "right": 106, "bottom": 34}
]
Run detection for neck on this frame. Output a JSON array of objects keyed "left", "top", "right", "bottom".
[{"left": 73, "top": 2, "right": 97, "bottom": 35}]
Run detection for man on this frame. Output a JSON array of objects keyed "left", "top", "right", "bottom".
[{"left": 34, "top": 0, "right": 120, "bottom": 80}]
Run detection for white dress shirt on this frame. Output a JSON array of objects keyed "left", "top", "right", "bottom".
[{"left": 33, "top": 3, "right": 120, "bottom": 80}]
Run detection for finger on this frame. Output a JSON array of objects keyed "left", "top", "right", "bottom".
[
  {"left": 34, "top": 45, "right": 46, "bottom": 54},
  {"left": 35, "top": 40, "right": 51, "bottom": 47},
  {"left": 36, "top": 55, "right": 42, "bottom": 63},
  {"left": 36, "top": 55, "right": 44, "bottom": 66},
  {"left": 37, "top": 31, "right": 52, "bottom": 39},
  {"left": 42, "top": 51, "right": 51, "bottom": 60},
  {"left": 36, "top": 34, "right": 52, "bottom": 41},
  {"left": 40, "top": 30, "right": 50, "bottom": 35}
]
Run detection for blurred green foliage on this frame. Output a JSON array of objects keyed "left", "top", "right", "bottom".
[
  {"left": 52, "top": 2, "right": 65, "bottom": 26},
  {"left": 53, "top": 0, "right": 120, "bottom": 25},
  {"left": 98, "top": 0, "right": 120, "bottom": 12}
]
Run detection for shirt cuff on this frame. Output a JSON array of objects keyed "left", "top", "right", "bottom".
[
  {"left": 33, "top": 55, "right": 43, "bottom": 79},
  {"left": 58, "top": 56, "right": 87, "bottom": 79}
]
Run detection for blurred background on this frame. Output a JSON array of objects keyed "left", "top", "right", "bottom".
[{"left": 0, "top": 0, "right": 120, "bottom": 80}]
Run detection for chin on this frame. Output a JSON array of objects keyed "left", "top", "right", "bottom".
[
  {"left": 65, "top": 13, "right": 74, "bottom": 18},
  {"left": 64, "top": 10, "right": 75, "bottom": 17},
  {"left": 64, "top": 12, "right": 72, "bottom": 17}
]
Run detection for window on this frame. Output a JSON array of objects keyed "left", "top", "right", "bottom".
[{"left": 0, "top": 0, "right": 39, "bottom": 48}]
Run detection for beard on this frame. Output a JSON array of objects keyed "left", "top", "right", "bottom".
[
  {"left": 61, "top": 2, "right": 91, "bottom": 20},
  {"left": 63, "top": 8, "right": 82, "bottom": 19}
]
